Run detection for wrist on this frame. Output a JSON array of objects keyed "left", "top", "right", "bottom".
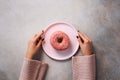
[
  {"left": 26, "top": 53, "right": 34, "bottom": 59},
  {"left": 83, "top": 52, "right": 93, "bottom": 56}
]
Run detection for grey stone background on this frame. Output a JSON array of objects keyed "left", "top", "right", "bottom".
[{"left": 0, "top": 0, "right": 120, "bottom": 80}]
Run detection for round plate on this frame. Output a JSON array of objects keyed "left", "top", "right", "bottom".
[{"left": 42, "top": 22, "right": 79, "bottom": 60}]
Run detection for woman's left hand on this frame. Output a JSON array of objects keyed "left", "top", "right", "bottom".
[{"left": 26, "top": 31, "right": 44, "bottom": 59}]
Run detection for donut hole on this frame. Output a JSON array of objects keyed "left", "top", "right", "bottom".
[{"left": 57, "top": 37, "right": 63, "bottom": 43}]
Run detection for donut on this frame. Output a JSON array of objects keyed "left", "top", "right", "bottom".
[{"left": 50, "top": 31, "right": 70, "bottom": 50}]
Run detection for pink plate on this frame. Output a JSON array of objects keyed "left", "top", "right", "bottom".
[{"left": 42, "top": 22, "right": 79, "bottom": 60}]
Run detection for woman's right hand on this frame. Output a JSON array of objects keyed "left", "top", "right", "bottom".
[
  {"left": 26, "top": 31, "right": 44, "bottom": 59},
  {"left": 77, "top": 31, "right": 93, "bottom": 56}
]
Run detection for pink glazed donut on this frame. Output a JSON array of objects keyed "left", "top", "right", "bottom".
[{"left": 50, "top": 31, "right": 70, "bottom": 50}]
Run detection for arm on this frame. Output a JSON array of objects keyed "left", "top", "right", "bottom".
[
  {"left": 72, "top": 31, "right": 96, "bottom": 80},
  {"left": 19, "top": 31, "right": 48, "bottom": 80}
]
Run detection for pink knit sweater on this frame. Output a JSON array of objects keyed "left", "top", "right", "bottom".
[{"left": 19, "top": 54, "right": 95, "bottom": 80}]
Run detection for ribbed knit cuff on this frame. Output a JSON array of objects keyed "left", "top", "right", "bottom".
[
  {"left": 19, "top": 58, "right": 48, "bottom": 80},
  {"left": 72, "top": 54, "right": 96, "bottom": 80},
  {"left": 37, "top": 62, "right": 48, "bottom": 80},
  {"left": 19, "top": 58, "right": 42, "bottom": 80}
]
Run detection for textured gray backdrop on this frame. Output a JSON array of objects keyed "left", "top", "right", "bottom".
[{"left": 0, "top": 0, "right": 120, "bottom": 80}]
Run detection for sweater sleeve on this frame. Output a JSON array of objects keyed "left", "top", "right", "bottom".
[
  {"left": 72, "top": 54, "right": 96, "bottom": 80},
  {"left": 19, "top": 58, "right": 48, "bottom": 80}
]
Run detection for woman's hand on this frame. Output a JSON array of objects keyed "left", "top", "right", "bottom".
[
  {"left": 26, "top": 31, "right": 44, "bottom": 59},
  {"left": 77, "top": 31, "right": 93, "bottom": 56}
]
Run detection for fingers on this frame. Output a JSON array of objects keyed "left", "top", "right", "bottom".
[
  {"left": 35, "top": 31, "right": 44, "bottom": 48},
  {"left": 34, "top": 34, "right": 37, "bottom": 38},
  {"left": 34, "top": 31, "right": 44, "bottom": 42},
  {"left": 37, "top": 38, "right": 44, "bottom": 48},
  {"left": 78, "top": 31, "right": 88, "bottom": 42},
  {"left": 83, "top": 34, "right": 92, "bottom": 42},
  {"left": 30, "top": 34, "right": 37, "bottom": 41},
  {"left": 77, "top": 36, "right": 83, "bottom": 46},
  {"left": 30, "top": 31, "right": 44, "bottom": 47},
  {"left": 37, "top": 39, "right": 42, "bottom": 48},
  {"left": 77, "top": 31, "right": 92, "bottom": 44}
]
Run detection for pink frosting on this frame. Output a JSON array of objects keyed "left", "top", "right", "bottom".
[{"left": 50, "top": 31, "right": 70, "bottom": 50}]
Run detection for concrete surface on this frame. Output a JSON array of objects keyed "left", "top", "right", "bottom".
[{"left": 0, "top": 0, "right": 120, "bottom": 80}]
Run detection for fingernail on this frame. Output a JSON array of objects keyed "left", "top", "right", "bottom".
[
  {"left": 76, "top": 36, "right": 79, "bottom": 38},
  {"left": 42, "top": 38, "right": 44, "bottom": 41}
]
